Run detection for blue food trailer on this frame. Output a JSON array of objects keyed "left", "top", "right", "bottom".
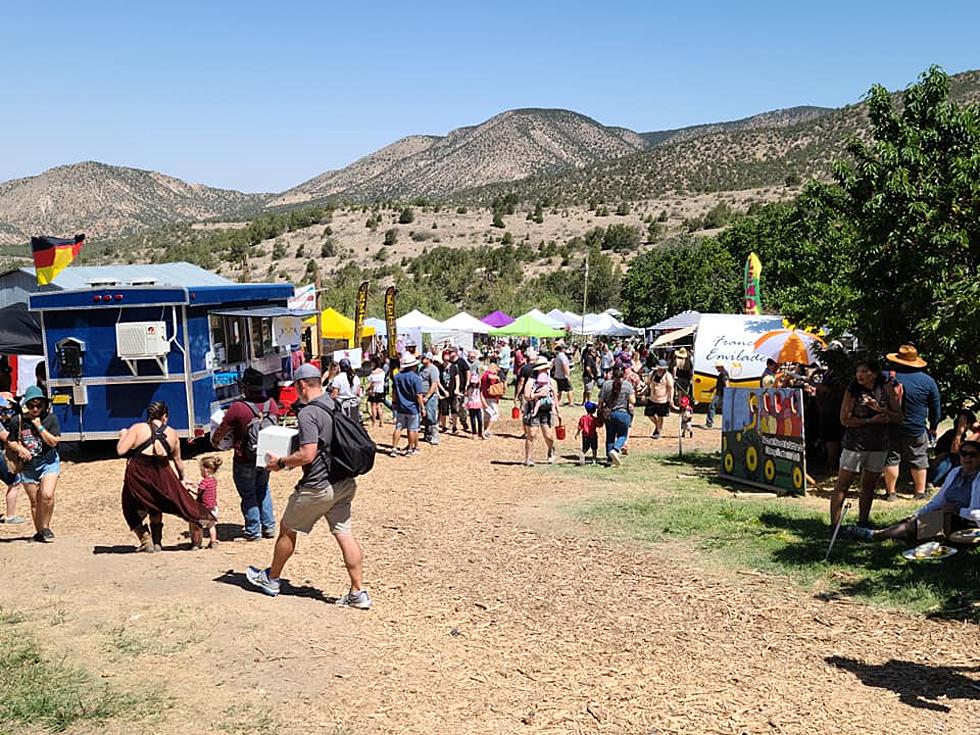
[{"left": 28, "top": 278, "right": 310, "bottom": 441}]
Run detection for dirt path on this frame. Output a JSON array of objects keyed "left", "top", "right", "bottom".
[{"left": 2, "top": 419, "right": 979, "bottom": 734}]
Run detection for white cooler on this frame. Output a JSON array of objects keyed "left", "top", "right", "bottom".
[{"left": 255, "top": 426, "right": 299, "bottom": 468}]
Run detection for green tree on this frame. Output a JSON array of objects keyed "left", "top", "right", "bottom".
[
  {"left": 814, "top": 66, "right": 980, "bottom": 408},
  {"left": 620, "top": 235, "right": 740, "bottom": 326},
  {"left": 602, "top": 224, "right": 641, "bottom": 253},
  {"left": 383, "top": 228, "right": 398, "bottom": 247},
  {"left": 615, "top": 202, "right": 630, "bottom": 216},
  {"left": 491, "top": 212, "right": 505, "bottom": 228},
  {"left": 398, "top": 207, "right": 415, "bottom": 224}
]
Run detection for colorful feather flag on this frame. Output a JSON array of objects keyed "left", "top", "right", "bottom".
[
  {"left": 743, "top": 252, "right": 762, "bottom": 315},
  {"left": 31, "top": 234, "right": 85, "bottom": 285}
]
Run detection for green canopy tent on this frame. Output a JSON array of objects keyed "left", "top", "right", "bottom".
[{"left": 488, "top": 313, "right": 566, "bottom": 338}]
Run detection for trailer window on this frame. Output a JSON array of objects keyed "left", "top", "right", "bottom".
[{"left": 224, "top": 316, "right": 247, "bottom": 363}]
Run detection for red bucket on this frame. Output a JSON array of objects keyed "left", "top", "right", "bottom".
[
  {"left": 511, "top": 406, "right": 521, "bottom": 420},
  {"left": 555, "top": 424, "right": 567, "bottom": 441}
]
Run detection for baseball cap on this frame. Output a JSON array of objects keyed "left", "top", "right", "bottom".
[{"left": 293, "top": 363, "right": 321, "bottom": 381}]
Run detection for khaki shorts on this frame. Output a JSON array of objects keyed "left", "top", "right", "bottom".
[
  {"left": 280, "top": 479, "right": 357, "bottom": 535},
  {"left": 840, "top": 448, "right": 887, "bottom": 475}
]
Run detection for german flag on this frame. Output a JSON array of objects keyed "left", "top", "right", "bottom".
[{"left": 31, "top": 234, "right": 85, "bottom": 285}]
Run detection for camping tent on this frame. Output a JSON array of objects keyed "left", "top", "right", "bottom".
[
  {"left": 521, "top": 309, "right": 567, "bottom": 330},
  {"left": 546, "top": 308, "right": 574, "bottom": 328},
  {"left": 481, "top": 310, "right": 514, "bottom": 328},
  {"left": 488, "top": 313, "right": 566, "bottom": 338},
  {"left": 303, "top": 307, "right": 376, "bottom": 346},
  {"left": 0, "top": 305, "right": 43, "bottom": 355}
]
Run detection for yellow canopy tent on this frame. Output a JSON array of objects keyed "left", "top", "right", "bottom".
[{"left": 303, "top": 307, "right": 376, "bottom": 347}]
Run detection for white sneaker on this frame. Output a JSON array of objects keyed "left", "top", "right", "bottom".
[
  {"left": 335, "top": 589, "right": 372, "bottom": 610},
  {"left": 547, "top": 451, "right": 556, "bottom": 465},
  {"left": 608, "top": 450, "right": 622, "bottom": 466},
  {"left": 245, "top": 566, "right": 281, "bottom": 597}
]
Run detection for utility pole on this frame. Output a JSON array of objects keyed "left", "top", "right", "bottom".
[{"left": 581, "top": 251, "right": 589, "bottom": 339}]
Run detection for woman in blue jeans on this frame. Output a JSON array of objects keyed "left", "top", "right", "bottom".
[{"left": 598, "top": 366, "right": 636, "bottom": 467}]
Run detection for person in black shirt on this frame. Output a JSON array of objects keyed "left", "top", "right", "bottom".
[{"left": 705, "top": 362, "right": 729, "bottom": 428}]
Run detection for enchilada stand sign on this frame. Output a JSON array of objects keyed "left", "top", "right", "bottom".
[{"left": 720, "top": 387, "right": 807, "bottom": 496}]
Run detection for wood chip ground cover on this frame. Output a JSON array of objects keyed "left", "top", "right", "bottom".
[{"left": 1, "top": 419, "right": 978, "bottom": 734}]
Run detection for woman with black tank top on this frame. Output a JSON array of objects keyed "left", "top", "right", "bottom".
[
  {"left": 830, "top": 360, "right": 902, "bottom": 527},
  {"left": 117, "top": 401, "right": 215, "bottom": 553}
]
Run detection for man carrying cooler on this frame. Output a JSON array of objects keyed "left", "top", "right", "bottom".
[{"left": 245, "top": 363, "right": 370, "bottom": 609}]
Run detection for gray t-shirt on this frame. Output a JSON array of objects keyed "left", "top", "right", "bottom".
[
  {"left": 553, "top": 352, "right": 570, "bottom": 379},
  {"left": 296, "top": 396, "right": 335, "bottom": 490},
  {"left": 600, "top": 379, "right": 635, "bottom": 413},
  {"left": 420, "top": 364, "right": 440, "bottom": 395}
]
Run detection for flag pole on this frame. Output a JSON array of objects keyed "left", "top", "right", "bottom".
[
  {"left": 314, "top": 270, "right": 323, "bottom": 362},
  {"left": 581, "top": 251, "right": 589, "bottom": 341}
]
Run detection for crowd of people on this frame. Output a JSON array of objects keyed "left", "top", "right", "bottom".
[{"left": 1, "top": 332, "right": 978, "bottom": 606}]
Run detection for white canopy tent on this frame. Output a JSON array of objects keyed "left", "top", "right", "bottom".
[
  {"left": 440, "top": 311, "right": 491, "bottom": 334},
  {"left": 571, "top": 313, "right": 642, "bottom": 337},
  {"left": 395, "top": 309, "right": 445, "bottom": 352},
  {"left": 521, "top": 308, "right": 567, "bottom": 330},
  {"left": 430, "top": 311, "right": 491, "bottom": 351}
]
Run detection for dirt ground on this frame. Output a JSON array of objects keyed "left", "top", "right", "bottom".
[{"left": 2, "top": 415, "right": 979, "bottom": 735}]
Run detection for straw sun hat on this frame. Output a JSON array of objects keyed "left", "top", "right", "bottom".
[{"left": 886, "top": 344, "right": 927, "bottom": 368}]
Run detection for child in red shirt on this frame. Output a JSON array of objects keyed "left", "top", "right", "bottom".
[
  {"left": 188, "top": 456, "right": 221, "bottom": 549},
  {"left": 576, "top": 401, "right": 599, "bottom": 465}
]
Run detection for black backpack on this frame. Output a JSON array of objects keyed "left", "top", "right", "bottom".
[
  {"left": 309, "top": 396, "right": 376, "bottom": 481},
  {"left": 241, "top": 399, "right": 277, "bottom": 459}
]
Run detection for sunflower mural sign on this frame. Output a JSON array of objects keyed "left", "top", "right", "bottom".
[{"left": 720, "top": 387, "right": 806, "bottom": 495}]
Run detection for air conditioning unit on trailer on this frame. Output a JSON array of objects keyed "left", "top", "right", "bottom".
[{"left": 116, "top": 321, "right": 170, "bottom": 375}]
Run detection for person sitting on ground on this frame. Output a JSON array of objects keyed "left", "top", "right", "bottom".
[
  {"left": 930, "top": 408, "right": 980, "bottom": 487},
  {"left": 844, "top": 440, "right": 980, "bottom": 542},
  {"left": 576, "top": 401, "right": 599, "bottom": 465}
]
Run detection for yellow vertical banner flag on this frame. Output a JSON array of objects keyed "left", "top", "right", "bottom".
[
  {"left": 353, "top": 281, "right": 369, "bottom": 345},
  {"left": 384, "top": 287, "right": 398, "bottom": 359},
  {"left": 744, "top": 252, "right": 762, "bottom": 315}
]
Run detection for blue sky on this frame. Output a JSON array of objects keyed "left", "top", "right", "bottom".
[{"left": 2, "top": 1, "right": 978, "bottom": 192}]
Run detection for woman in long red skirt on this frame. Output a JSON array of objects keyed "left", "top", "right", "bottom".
[{"left": 117, "top": 401, "right": 215, "bottom": 552}]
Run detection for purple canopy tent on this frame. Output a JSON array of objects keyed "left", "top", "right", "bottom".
[{"left": 481, "top": 310, "right": 515, "bottom": 328}]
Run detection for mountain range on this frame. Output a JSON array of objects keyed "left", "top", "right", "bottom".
[{"left": 1, "top": 68, "right": 977, "bottom": 245}]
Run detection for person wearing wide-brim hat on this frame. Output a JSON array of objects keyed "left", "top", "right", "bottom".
[
  {"left": 391, "top": 353, "right": 425, "bottom": 457},
  {"left": 670, "top": 346, "right": 694, "bottom": 396},
  {"left": 882, "top": 344, "right": 942, "bottom": 501},
  {"left": 522, "top": 357, "right": 559, "bottom": 466},
  {"left": 4, "top": 385, "right": 62, "bottom": 543}
]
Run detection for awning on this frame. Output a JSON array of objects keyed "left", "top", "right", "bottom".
[
  {"left": 651, "top": 324, "right": 696, "bottom": 347},
  {"left": 0, "top": 306, "right": 43, "bottom": 355},
  {"left": 648, "top": 310, "right": 701, "bottom": 331},
  {"left": 211, "top": 306, "right": 318, "bottom": 318}
]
